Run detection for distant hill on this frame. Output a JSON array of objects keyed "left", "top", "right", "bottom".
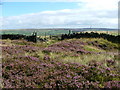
[
  {"left": 0, "top": 28, "right": 118, "bottom": 31},
  {"left": 0, "top": 28, "right": 118, "bottom": 36}
]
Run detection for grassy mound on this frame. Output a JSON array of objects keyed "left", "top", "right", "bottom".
[{"left": 1, "top": 38, "right": 120, "bottom": 88}]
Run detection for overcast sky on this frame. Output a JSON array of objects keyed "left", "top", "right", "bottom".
[{"left": 0, "top": 0, "right": 119, "bottom": 29}]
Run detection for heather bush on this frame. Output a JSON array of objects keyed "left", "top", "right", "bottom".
[{"left": 2, "top": 39, "right": 120, "bottom": 88}]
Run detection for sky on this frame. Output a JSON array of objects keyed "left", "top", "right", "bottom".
[{"left": 0, "top": 0, "right": 119, "bottom": 29}]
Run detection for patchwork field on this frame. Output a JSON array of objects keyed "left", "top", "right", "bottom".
[
  {"left": 1, "top": 29, "right": 70, "bottom": 36},
  {"left": 1, "top": 37, "right": 120, "bottom": 88},
  {"left": 1, "top": 28, "right": 118, "bottom": 36}
]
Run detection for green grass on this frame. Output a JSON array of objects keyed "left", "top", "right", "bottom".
[
  {"left": 47, "top": 52, "right": 115, "bottom": 65},
  {"left": 2, "top": 38, "right": 119, "bottom": 65},
  {"left": 1, "top": 29, "right": 70, "bottom": 36},
  {"left": 83, "top": 45, "right": 104, "bottom": 52}
]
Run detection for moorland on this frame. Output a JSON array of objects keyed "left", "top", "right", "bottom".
[{"left": 1, "top": 30, "right": 120, "bottom": 88}]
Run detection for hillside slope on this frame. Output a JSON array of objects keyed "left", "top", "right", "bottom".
[{"left": 1, "top": 38, "right": 120, "bottom": 88}]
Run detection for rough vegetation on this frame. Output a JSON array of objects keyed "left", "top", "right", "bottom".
[{"left": 1, "top": 37, "right": 120, "bottom": 88}]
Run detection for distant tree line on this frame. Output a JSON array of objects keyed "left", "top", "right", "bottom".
[
  {"left": 1, "top": 32, "right": 37, "bottom": 43},
  {"left": 61, "top": 32, "right": 120, "bottom": 43},
  {"left": 1, "top": 34, "right": 26, "bottom": 40},
  {"left": 1, "top": 31, "right": 120, "bottom": 44}
]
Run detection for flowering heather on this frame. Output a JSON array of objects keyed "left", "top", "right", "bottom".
[
  {"left": 2, "top": 45, "right": 42, "bottom": 59},
  {"left": 43, "top": 40, "right": 93, "bottom": 54},
  {"left": 104, "top": 81, "right": 120, "bottom": 88},
  {"left": 1, "top": 39, "right": 120, "bottom": 88},
  {"left": 2, "top": 56, "right": 120, "bottom": 88}
]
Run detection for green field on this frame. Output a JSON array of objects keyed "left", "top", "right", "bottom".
[
  {"left": 0, "top": 28, "right": 118, "bottom": 36},
  {"left": 1, "top": 29, "right": 70, "bottom": 36}
]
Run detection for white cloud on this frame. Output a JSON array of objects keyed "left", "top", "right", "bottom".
[
  {"left": 1, "top": 0, "right": 119, "bottom": 29},
  {"left": 80, "top": 0, "right": 118, "bottom": 10}
]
